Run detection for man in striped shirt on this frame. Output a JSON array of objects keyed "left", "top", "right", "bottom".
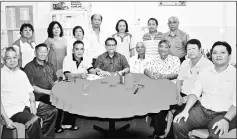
[{"left": 142, "top": 18, "right": 164, "bottom": 58}]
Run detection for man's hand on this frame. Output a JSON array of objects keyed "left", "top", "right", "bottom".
[
  {"left": 98, "top": 71, "right": 111, "bottom": 77},
  {"left": 5, "top": 118, "right": 16, "bottom": 129},
  {"left": 81, "top": 72, "right": 88, "bottom": 79},
  {"left": 212, "top": 119, "right": 229, "bottom": 136},
  {"left": 173, "top": 110, "right": 189, "bottom": 123},
  {"left": 176, "top": 94, "right": 183, "bottom": 106},
  {"left": 144, "top": 69, "right": 156, "bottom": 79},
  {"left": 118, "top": 70, "right": 124, "bottom": 76},
  {"left": 30, "top": 101, "right": 37, "bottom": 114}
]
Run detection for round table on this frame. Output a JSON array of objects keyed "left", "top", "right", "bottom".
[{"left": 50, "top": 73, "right": 177, "bottom": 135}]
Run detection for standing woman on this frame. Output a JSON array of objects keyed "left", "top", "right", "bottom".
[
  {"left": 112, "top": 19, "right": 135, "bottom": 62},
  {"left": 44, "top": 21, "right": 67, "bottom": 133},
  {"left": 44, "top": 21, "right": 67, "bottom": 72},
  {"left": 13, "top": 23, "right": 36, "bottom": 69}
]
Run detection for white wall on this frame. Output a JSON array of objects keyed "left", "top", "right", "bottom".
[{"left": 1, "top": 2, "right": 236, "bottom": 63}]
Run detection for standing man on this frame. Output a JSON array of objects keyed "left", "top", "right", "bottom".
[
  {"left": 164, "top": 16, "right": 189, "bottom": 63},
  {"left": 85, "top": 14, "right": 109, "bottom": 67},
  {"left": 129, "top": 42, "right": 150, "bottom": 73},
  {"left": 142, "top": 18, "right": 164, "bottom": 58},
  {"left": 173, "top": 41, "right": 236, "bottom": 139},
  {"left": 95, "top": 37, "right": 130, "bottom": 76}
]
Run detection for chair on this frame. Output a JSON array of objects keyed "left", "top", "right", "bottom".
[
  {"left": 189, "top": 128, "right": 236, "bottom": 138},
  {"left": 0, "top": 116, "right": 25, "bottom": 138}
]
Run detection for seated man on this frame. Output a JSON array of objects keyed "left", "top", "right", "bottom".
[
  {"left": 1, "top": 47, "right": 46, "bottom": 139},
  {"left": 61, "top": 40, "right": 96, "bottom": 130},
  {"left": 162, "top": 39, "right": 213, "bottom": 138},
  {"left": 24, "top": 43, "right": 60, "bottom": 136},
  {"left": 95, "top": 37, "right": 130, "bottom": 76},
  {"left": 143, "top": 40, "right": 180, "bottom": 138},
  {"left": 63, "top": 40, "right": 96, "bottom": 80},
  {"left": 173, "top": 41, "right": 236, "bottom": 139},
  {"left": 129, "top": 42, "right": 151, "bottom": 73}
]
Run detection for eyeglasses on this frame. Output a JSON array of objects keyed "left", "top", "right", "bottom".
[
  {"left": 106, "top": 44, "right": 116, "bottom": 47},
  {"left": 168, "top": 21, "right": 178, "bottom": 24}
]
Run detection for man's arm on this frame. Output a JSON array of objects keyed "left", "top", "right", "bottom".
[
  {"left": 176, "top": 80, "right": 183, "bottom": 105},
  {"left": 121, "top": 55, "right": 130, "bottom": 74},
  {"left": 162, "top": 73, "right": 178, "bottom": 80},
  {"left": 224, "top": 105, "right": 236, "bottom": 122},
  {"left": 33, "top": 86, "right": 51, "bottom": 95},
  {"left": 29, "top": 92, "right": 36, "bottom": 114},
  {"left": 1, "top": 102, "right": 16, "bottom": 129}
]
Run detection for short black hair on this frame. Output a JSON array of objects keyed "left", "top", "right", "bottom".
[
  {"left": 47, "top": 21, "right": 64, "bottom": 38},
  {"left": 148, "top": 18, "right": 158, "bottom": 25},
  {"left": 115, "top": 19, "right": 129, "bottom": 33},
  {"left": 186, "top": 39, "right": 202, "bottom": 50},
  {"left": 72, "top": 26, "right": 85, "bottom": 36},
  {"left": 105, "top": 37, "right": 117, "bottom": 46},
  {"left": 91, "top": 14, "right": 103, "bottom": 22},
  {"left": 211, "top": 41, "right": 232, "bottom": 55},
  {"left": 73, "top": 40, "right": 84, "bottom": 49},
  {"left": 35, "top": 43, "right": 48, "bottom": 51},
  {"left": 20, "top": 23, "right": 34, "bottom": 35}
]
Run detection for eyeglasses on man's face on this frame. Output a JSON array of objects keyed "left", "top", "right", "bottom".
[{"left": 106, "top": 44, "right": 116, "bottom": 47}]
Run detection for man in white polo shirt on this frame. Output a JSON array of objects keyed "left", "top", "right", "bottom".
[
  {"left": 1, "top": 47, "right": 43, "bottom": 139},
  {"left": 155, "top": 39, "right": 213, "bottom": 138},
  {"left": 62, "top": 40, "right": 96, "bottom": 130},
  {"left": 173, "top": 41, "right": 236, "bottom": 139},
  {"left": 63, "top": 40, "right": 96, "bottom": 80}
]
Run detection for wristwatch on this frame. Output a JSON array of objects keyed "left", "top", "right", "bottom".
[{"left": 222, "top": 117, "right": 231, "bottom": 124}]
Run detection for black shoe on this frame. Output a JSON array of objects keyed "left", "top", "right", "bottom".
[
  {"left": 68, "top": 125, "right": 80, "bottom": 131},
  {"left": 55, "top": 127, "right": 64, "bottom": 133}
]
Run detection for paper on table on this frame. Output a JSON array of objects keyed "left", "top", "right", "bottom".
[{"left": 86, "top": 74, "right": 104, "bottom": 80}]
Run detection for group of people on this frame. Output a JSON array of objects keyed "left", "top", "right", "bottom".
[{"left": 1, "top": 13, "right": 236, "bottom": 139}]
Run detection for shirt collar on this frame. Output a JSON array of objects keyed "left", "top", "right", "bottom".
[
  {"left": 137, "top": 54, "right": 145, "bottom": 60},
  {"left": 210, "top": 64, "right": 232, "bottom": 74},
  {"left": 2, "top": 65, "right": 20, "bottom": 73},
  {"left": 115, "top": 32, "right": 129, "bottom": 38},
  {"left": 72, "top": 54, "right": 83, "bottom": 62},
  {"left": 157, "top": 54, "right": 171, "bottom": 62},
  {"left": 168, "top": 29, "right": 180, "bottom": 37},
  {"left": 20, "top": 36, "right": 34, "bottom": 44},
  {"left": 188, "top": 56, "right": 204, "bottom": 68},
  {"left": 33, "top": 57, "right": 47, "bottom": 67},
  {"left": 105, "top": 51, "right": 118, "bottom": 58}
]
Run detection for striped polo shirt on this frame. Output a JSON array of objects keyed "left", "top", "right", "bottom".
[{"left": 142, "top": 31, "right": 164, "bottom": 58}]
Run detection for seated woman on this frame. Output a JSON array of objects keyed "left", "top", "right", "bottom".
[
  {"left": 12, "top": 23, "right": 36, "bottom": 69},
  {"left": 61, "top": 40, "right": 96, "bottom": 130}
]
